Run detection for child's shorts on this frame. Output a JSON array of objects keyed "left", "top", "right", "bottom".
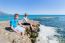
[{"left": 14, "top": 25, "right": 25, "bottom": 33}]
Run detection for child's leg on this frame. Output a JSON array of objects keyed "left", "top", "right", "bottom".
[
  {"left": 21, "top": 32, "right": 25, "bottom": 36},
  {"left": 15, "top": 25, "right": 25, "bottom": 36},
  {"left": 15, "top": 30, "right": 21, "bottom": 36}
]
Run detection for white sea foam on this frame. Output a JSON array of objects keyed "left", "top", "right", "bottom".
[{"left": 36, "top": 24, "right": 59, "bottom": 43}]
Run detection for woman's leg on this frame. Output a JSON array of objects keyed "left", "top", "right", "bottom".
[{"left": 22, "top": 23, "right": 30, "bottom": 25}]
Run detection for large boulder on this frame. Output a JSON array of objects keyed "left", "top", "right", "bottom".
[{"left": 0, "top": 29, "right": 31, "bottom": 43}]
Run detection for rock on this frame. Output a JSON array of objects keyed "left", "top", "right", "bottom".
[
  {"left": 0, "top": 29, "right": 31, "bottom": 43},
  {"left": 0, "top": 20, "right": 40, "bottom": 43},
  {"left": 26, "top": 23, "right": 40, "bottom": 43}
]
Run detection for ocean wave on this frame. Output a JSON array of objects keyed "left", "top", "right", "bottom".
[
  {"left": 40, "top": 17, "right": 55, "bottom": 19},
  {"left": 35, "top": 24, "right": 59, "bottom": 43}
]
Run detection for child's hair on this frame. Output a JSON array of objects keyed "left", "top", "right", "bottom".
[{"left": 14, "top": 14, "right": 19, "bottom": 17}]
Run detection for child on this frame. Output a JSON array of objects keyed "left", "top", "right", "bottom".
[{"left": 10, "top": 14, "right": 25, "bottom": 36}]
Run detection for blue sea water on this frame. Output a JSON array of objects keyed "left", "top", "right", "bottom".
[
  {"left": 0, "top": 15, "right": 65, "bottom": 28},
  {"left": 0, "top": 15, "right": 65, "bottom": 43}
]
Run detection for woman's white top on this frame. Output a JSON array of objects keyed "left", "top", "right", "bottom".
[{"left": 23, "top": 17, "right": 28, "bottom": 23}]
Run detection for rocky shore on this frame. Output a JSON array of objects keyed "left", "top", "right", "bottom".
[{"left": 0, "top": 20, "right": 40, "bottom": 43}]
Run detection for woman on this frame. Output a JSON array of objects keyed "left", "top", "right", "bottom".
[{"left": 22, "top": 13, "right": 30, "bottom": 25}]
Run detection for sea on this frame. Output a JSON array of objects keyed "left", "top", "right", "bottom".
[{"left": 0, "top": 15, "right": 65, "bottom": 43}]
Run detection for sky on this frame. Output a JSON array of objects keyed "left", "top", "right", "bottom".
[{"left": 0, "top": 0, "right": 65, "bottom": 15}]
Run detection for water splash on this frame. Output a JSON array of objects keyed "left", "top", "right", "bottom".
[{"left": 36, "top": 24, "right": 59, "bottom": 43}]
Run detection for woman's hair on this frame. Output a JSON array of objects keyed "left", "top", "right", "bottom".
[{"left": 24, "top": 13, "right": 28, "bottom": 17}]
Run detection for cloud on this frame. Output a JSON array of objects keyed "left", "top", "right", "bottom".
[{"left": 28, "top": 10, "right": 65, "bottom": 14}]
